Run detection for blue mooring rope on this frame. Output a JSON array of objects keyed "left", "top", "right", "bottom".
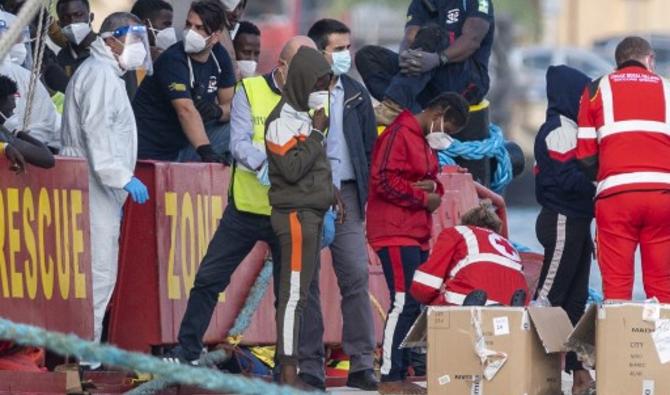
[
  {"left": 0, "top": 314, "right": 317, "bottom": 395},
  {"left": 228, "top": 258, "right": 274, "bottom": 337},
  {"left": 437, "top": 124, "right": 513, "bottom": 194}
]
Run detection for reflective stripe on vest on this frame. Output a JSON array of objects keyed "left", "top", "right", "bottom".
[
  {"left": 449, "top": 253, "right": 523, "bottom": 278},
  {"left": 597, "top": 171, "right": 670, "bottom": 195},
  {"left": 232, "top": 76, "right": 281, "bottom": 216},
  {"left": 450, "top": 226, "right": 522, "bottom": 278},
  {"left": 594, "top": 74, "right": 670, "bottom": 196}
]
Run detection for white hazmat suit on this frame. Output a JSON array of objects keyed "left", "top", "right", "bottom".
[
  {"left": 0, "top": 10, "right": 60, "bottom": 147},
  {"left": 0, "top": 59, "right": 62, "bottom": 149},
  {"left": 60, "top": 38, "right": 138, "bottom": 343}
]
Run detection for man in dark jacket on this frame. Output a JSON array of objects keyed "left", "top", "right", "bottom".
[
  {"left": 533, "top": 65, "right": 595, "bottom": 394},
  {"left": 265, "top": 46, "right": 343, "bottom": 389},
  {"left": 356, "top": 0, "right": 494, "bottom": 124},
  {"left": 295, "top": 19, "right": 379, "bottom": 391}
]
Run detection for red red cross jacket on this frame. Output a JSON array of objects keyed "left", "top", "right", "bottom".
[
  {"left": 410, "top": 225, "right": 529, "bottom": 306},
  {"left": 576, "top": 62, "right": 670, "bottom": 198}
]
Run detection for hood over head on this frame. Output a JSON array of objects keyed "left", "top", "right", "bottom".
[
  {"left": 545, "top": 65, "right": 591, "bottom": 122},
  {"left": 283, "top": 46, "right": 331, "bottom": 112}
]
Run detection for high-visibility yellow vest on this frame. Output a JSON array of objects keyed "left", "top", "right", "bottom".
[{"left": 231, "top": 76, "right": 281, "bottom": 216}]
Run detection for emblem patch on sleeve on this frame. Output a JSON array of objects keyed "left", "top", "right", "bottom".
[{"left": 168, "top": 82, "right": 187, "bottom": 92}]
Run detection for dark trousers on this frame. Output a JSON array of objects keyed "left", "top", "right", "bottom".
[
  {"left": 271, "top": 208, "right": 324, "bottom": 365},
  {"left": 355, "top": 45, "right": 489, "bottom": 110},
  {"left": 535, "top": 207, "right": 592, "bottom": 372},
  {"left": 177, "top": 202, "right": 281, "bottom": 360},
  {"left": 378, "top": 246, "right": 428, "bottom": 381}
]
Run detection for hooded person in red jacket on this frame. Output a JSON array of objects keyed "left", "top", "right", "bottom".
[
  {"left": 367, "top": 92, "right": 469, "bottom": 395},
  {"left": 410, "top": 200, "right": 529, "bottom": 307}
]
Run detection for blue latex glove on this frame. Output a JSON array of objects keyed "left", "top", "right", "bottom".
[
  {"left": 257, "top": 161, "right": 270, "bottom": 186},
  {"left": 123, "top": 176, "right": 149, "bottom": 204},
  {"left": 321, "top": 209, "right": 337, "bottom": 249}
]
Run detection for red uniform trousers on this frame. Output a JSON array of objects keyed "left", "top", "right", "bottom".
[{"left": 596, "top": 190, "right": 670, "bottom": 302}]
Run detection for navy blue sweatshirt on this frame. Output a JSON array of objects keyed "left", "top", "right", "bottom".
[{"left": 534, "top": 65, "right": 596, "bottom": 218}]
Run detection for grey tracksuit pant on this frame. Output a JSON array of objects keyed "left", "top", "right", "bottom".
[{"left": 298, "top": 182, "right": 377, "bottom": 378}]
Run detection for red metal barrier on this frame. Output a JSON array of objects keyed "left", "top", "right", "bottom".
[
  {"left": 0, "top": 157, "right": 92, "bottom": 339},
  {"left": 109, "top": 161, "right": 391, "bottom": 351}
]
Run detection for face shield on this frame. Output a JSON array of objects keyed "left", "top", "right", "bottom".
[
  {"left": 0, "top": 12, "right": 34, "bottom": 68},
  {"left": 101, "top": 25, "right": 153, "bottom": 75}
]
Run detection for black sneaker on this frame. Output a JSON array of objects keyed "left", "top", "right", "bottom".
[
  {"left": 462, "top": 290, "right": 488, "bottom": 306},
  {"left": 161, "top": 346, "right": 200, "bottom": 366},
  {"left": 347, "top": 369, "right": 379, "bottom": 391},
  {"left": 509, "top": 289, "right": 527, "bottom": 307},
  {"left": 298, "top": 372, "right": 326, "bottom": 391}
]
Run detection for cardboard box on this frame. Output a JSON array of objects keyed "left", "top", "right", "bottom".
[
  {"left": 404, "top": 306, "right": 572, "bottom": 395},
  {"left": 568, "top": 302, "right": 670, "bottom": 395}
]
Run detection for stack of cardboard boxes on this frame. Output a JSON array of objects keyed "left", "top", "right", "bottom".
[{"left": 407, "top": 302, "right": 670, "bottom": 395}]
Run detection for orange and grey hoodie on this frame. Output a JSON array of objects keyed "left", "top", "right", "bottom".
[{"left": 265, "top": 46, "right": 335, "bottom": 212}]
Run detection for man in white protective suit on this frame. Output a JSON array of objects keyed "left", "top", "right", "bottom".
[
  {"left": 0, "top": 11, "right": 61, "bottom": 151},
  {"left": 60, "top": 11, "right": 150, "bottom": 366}
]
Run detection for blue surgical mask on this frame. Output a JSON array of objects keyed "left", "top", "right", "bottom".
[{"left": 331, "top": 49, "right": 351, "bottom": 76}]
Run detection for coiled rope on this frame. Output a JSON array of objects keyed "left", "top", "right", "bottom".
[{"left": 437, "top": 124, "right": 513, "bottom": 193}]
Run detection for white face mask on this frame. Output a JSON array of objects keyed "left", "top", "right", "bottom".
[
  {"left": 9, "top": 43, "right": 27, "bottom": 65},
  {"left": 426, "top": 132, "right": 454, "bottom": 150},
  {"left": 426, "top": 117, "right": 454, "bottom": 150},
  {"left": 155, "top": 27, "right": 177, "bottom": 50},
  {"left": 308, "top": 90, "right": 329, "bottom": 111},
  {"left": 62, "top": 22, "right": 91, "bottom": 45},
  {"left": 119, "top": 41, "right": 147, "bottom": 70},
  {"left": 183, "top": 28, "right": 210, "bottom": 54},
  {"left": 237, "top": 60, "right": 257, "bottom": 78}
]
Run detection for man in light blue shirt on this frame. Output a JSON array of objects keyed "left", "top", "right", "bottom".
[{"left": 300, "top": 19, "right": 379, "bottom": 391}]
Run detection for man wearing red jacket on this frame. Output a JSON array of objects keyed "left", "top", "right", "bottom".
[
  {"left": 410, "top": 201, "right": 529, "bottom": 306},
  {"left": 576, "top": 36, "right": 670, "bottom": 302},
  {"left": 367, "top": 92, "right": 469, "bottom": 395}
]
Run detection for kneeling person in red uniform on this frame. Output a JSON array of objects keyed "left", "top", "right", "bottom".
[
  {"left": 367, "top": 92, "right": 469, "bottom": 395},
  {"left": 411, "top": 201, "right": 529, "bottom": 306}
]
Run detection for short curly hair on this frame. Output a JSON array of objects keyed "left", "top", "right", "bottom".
[
  {"left": 426, "top": 92, "right": 470, "bottom": 130},
  {"left": 0, "top": 74, "right": 18, "bottom": 100},
  {"left": 460, "top": 199, "right": 502, "bottom": 233}
]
